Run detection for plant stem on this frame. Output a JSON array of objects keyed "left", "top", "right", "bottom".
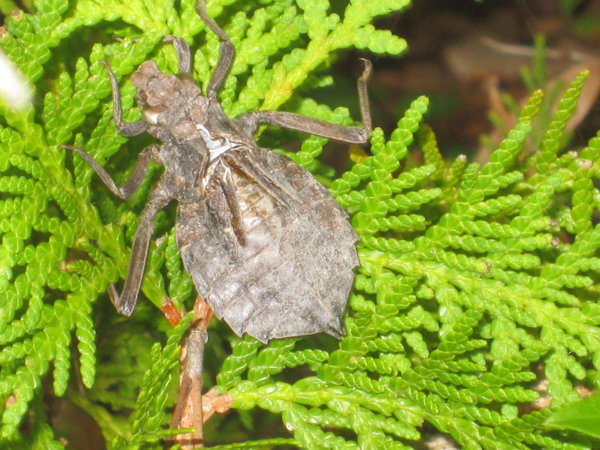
[{"left": 171, "top": 296, "right": 212, "bottom": 448}]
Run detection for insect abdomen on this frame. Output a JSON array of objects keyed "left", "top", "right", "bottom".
[{"left": 176, "top": 148, "right": 358, "bottom": 343}]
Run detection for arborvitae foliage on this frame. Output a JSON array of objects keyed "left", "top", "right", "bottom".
[{"left": 0, "top": 0, "right": 598, "bottom": 448}]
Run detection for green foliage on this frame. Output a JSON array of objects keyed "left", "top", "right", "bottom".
[
  {"left": 0, "top": 0, "right": 599, "bottom": 448},
  {"left": 546, "top": 392, "right": 600, "bottom": 439},
  {"left": 112, "top": 311, "right": 194, "bottom": 448}
]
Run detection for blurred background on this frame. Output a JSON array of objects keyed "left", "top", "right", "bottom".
[{"left": 322, "top": 0, "right": 600, "bottom": 163}]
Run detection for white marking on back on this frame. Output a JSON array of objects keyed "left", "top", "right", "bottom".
[{"left": 196, "top": 123, "right": 233, "bottom": 160}]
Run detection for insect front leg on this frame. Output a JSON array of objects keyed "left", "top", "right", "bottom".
[
  {"left": 196, "top": 0, "right": 235, "bottom": 99},
  {"left": 163, "top": 36, "right": 192, "bottom": 74},
  {"left": 235, "top": 59, "right": 373, "bottom": 144},
  {"left": 109, "top": 184, "right": 173, "bottom": 316},
  {"left": 63, "top": 145, "right": 160, "bottom": 199},
  {"left": 101, "top": 61, "right": 148, "bottom": 137}
]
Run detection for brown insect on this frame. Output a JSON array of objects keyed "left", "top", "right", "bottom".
[{"left": 65, "top": 0, "right": 371, "bottom": 343}]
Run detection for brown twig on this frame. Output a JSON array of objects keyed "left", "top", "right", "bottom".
[
  {"left": 201, "top": 388, "right": 234, "bottom": 424},
  {"left": 170, "top": 296, "right": 213, "bottom": 448}
]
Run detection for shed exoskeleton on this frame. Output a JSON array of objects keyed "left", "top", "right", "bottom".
[{"left": 65, "top": 0, "right": 372, "bottom": 343}]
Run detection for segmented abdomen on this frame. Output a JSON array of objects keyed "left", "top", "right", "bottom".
[{"left": 176, "top": 147, "right": 358, "bottom": 343}]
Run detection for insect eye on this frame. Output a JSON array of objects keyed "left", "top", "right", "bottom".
[{"left": 144, "top": 105, "right": 167, "bottom": 125}]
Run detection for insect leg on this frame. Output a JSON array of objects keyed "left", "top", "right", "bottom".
[
  {"left": 62, "top": 145, "right": 160, "bottom": 199},
  {"left": 356, "top": 58, "right": 373, "bottom": 133},
  {"left": 163, "top": 36, "right": 192, "bottom": 74},
  {"left": 101, "top": 61, "right": 148, "bottom": 137},
  {"left": 235, "top": 59, "right": 373, "bottom": 144},
  {"left": 108, "top": 184, "right": 172, "bottom": 316},
  {"left": 196, "top": 0, "right": 235, "bottom": 99}
]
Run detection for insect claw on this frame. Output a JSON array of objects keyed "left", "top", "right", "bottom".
[
  {"left": 108, "top": 284, "right": 134, "bottom": 316},
  {"left": 359, "top": 58, "right": 373, "bottom": 82}
]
